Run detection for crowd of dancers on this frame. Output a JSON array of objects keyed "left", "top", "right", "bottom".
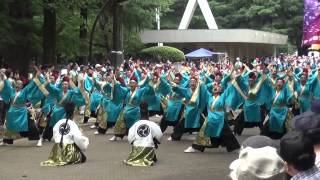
[{"left": 0, "top": 54, "right": 319, "bottom": 167}]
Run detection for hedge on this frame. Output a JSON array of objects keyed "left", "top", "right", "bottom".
[{"left": 138, "top": 46, "right": 185, "bottom": 62}]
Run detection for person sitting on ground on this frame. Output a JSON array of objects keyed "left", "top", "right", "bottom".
[
  {"left": 124, "top": 102, "right": 163, "bottom": 166},
  {"left": 41, "top": 101, "right": 89, "bottom": 166},
  {"left": 280, "top": 131, "right": 320, "bottom": 179}
]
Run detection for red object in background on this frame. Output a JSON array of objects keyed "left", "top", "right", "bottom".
[
  {"left": 20, "top": 76, "right": 29, "bottom": 86},
  {"left": 116, "top": 77, "right": 125, "bottom": 85},
  {"left": 62, "top": 76, "right": 70, "bottom": 82},
  {"left": 130, "top": 75, "right": 137, "bottom": 82},
  {"left": 153, "top": 71, "right": 160, "bottom": 78},
  {"left": 175, "top": 73, "right": 183, "bottom": 80}
]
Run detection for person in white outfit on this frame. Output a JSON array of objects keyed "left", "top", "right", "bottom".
[
  {"left": 41, "top": 101, "right": 89, "bottom": 166},
  {"left": 124, "top": 102, "right": 163, "bottom": 166}
]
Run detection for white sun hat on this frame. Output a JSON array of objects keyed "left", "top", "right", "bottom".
[{"left": 229, "top": 146, "right": 285, "bottom": 180}]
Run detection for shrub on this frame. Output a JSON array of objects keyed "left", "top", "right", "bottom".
[{"left": 138, "top": 46, "right": 185, "bottom": 62}]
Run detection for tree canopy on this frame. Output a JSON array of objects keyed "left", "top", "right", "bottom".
[
  {"left": 0, "top": 0, "right": 304, "bottom": 74},
  {"left": 162, "top": 0, "right": 304, "bottom": 51}
]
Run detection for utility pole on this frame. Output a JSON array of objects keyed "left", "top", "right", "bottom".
[
  {"left": 111, "top": 0, "right": 124, "bottom": 67},
  {"left": 156, "top": 7, "right": 163, "bottom": 47}
]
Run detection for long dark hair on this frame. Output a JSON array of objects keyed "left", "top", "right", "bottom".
[
  {"left": 140, "top": 101, "right": 149, "bottom": 120},
  {"left": 60, "top": 101, "right": 75, "bottom": 147},
  {"left": 64, "top": 101, "right": 75, "bottom": 119}
]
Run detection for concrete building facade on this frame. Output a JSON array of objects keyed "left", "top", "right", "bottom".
[{"left": 140, "top": 29, "right": 288, "bottom": 60}]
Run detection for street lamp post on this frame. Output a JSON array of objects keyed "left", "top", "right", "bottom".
[
  {"left": 88, "top": 0, "right": 129, "bottom": 66},
  {"left": 156, "top": 7, "right": 163, "bottom": 47}
]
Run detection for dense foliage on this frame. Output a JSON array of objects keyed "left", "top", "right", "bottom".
[
  {"left": 139, "top": 46, "right": 185, "bottom": 62},
  {"left": 162, "top": 0, "right": 304, "bottom": 53},
  {"left": 0, "top": 0, "right": 304, "bottom": 73}
]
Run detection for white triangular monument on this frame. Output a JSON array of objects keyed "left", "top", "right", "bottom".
[{"left": 179, "top": 0, "right": 218, "bottom": 30}]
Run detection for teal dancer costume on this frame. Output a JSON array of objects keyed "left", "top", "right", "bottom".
[
  {"left": 168, "top": 79, "right": 207, "bottom": 141},
  {"left": 261, "top": 78, "right": 294, "bottom": 139},
  {"left": 95, "top": 78, "right": 127, "bottom": 134},
  {"left": 187, "top": 85, "right": 240, "bottom": 152},
  {"left": 113, "top": 83, "right": 150, "bottom": 137},
  {"left": 139, "top": 74, "right": 171, "bottom": 114},
  {"left": 46, "top": 81, "right": 86, "bottom": 127},
  {"left": 0, "top": 76, "right": 48, "bottom": 144},
  {"left": 171, "top": 81, "right": 207, "bottom": 129}
]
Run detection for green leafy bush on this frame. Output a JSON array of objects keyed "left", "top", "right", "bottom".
[{"left": 139, "top": 46, "right": 185, "bottom": 62}]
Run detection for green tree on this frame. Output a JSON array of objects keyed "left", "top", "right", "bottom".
[{"left": 0, "top": 0, "right": 41, "bottom": 76}]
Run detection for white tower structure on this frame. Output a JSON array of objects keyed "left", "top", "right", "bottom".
[{"left": 179, "top": 0, "right": 218, "bottom": 30}]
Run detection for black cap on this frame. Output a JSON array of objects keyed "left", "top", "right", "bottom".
[
  {"left": 293, "top": 111, "right": 320, "bottom": 132},
  {"left": 280, "top": 131, "right": 315, "bottom": 171},
  {"left": 241, "top": 135, "right": 278, "bottom": 149},
  {"left": 292, "top": 99, "right": 320, "bottom": 131}
]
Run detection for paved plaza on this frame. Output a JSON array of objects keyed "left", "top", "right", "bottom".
[{"left": 0, "top": 117, "right": 261, "bottom": 180}]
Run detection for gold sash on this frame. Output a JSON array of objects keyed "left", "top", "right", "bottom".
[
  {"left": 69, "top": 79, "right": 76, "bottom": 89},
  {"left": 12, "top": 91, "right": 21, "bottom": 105},
  {"left": 189, "top": 81, "right": 201, "bottom": 104},
  {"left": 79, "top": 80, "right": 89, "bottom": 104},
  {"left": 272, "top": 90, "right": 281, "bottom": 106},
  {"left": 270, "top": 78, "right": 276, "bottom": 87},
  {"left": 59, "top": 92, "right": 68, "bottom": 105},
  {"left": 33, "top": 77, "right": 49, "bottom": 96},
  {"left": 0, "top": 80, "right": 4, "bottom": 92},
  {"left": 194, "top": 113, "right": 211, "bottom": 146},
  {"left": 151, "top": 80, "right": 160, "bottom": 91},
  {"left": 169, "top": 71, "right": 175, "bottom": 81},
  {"left": 300, "top": 85, "right": 306, "bottom": 96},
  {"left": 231, "top": 80, "right": 247, "bottom": 100},
  {"left": 287, "top": 80, "right": 295, "bottom": 94},
  {"left": 138, "top": 76, "right": 148, "bottom": 87},
  {"left": 110, "top": 78, "right": 117, "bottom": 100},
  {"left": 263, "top": 91, "right": 281, "bottom": 125},
  {"left": 249, "top": 75, "right": 266, "bottom": 95},
  {"left": 210, "top": 95, "right": 220, "bottom": 112},
  {"left": 129, "top": 89, "right": 137, "bottom": 105}
]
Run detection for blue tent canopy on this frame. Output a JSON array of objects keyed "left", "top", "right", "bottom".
[{"left": 185, "top": 48, "right": 214, "bottom": 59}]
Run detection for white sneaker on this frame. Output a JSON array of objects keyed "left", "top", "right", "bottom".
[
  {"left": 167, "top": 137, "right": 172, "bottom": 141},
  {"left": 94, "top": 131, "right": 99, "bottom": 135},
  {"left": 109, "top": 136, "right": 117, "bottom": 141},
  {"left": 0, "top": 142, "right": 11, "bottom": 146},
  {"left": 36, "top": 139, "right": 43, "bottom": 147},
  {"left": 184, "top": 146, "right": 199, "bottom": 153},
  {"left": 90, "top": 125, "right": 97, "bottom": 129}
]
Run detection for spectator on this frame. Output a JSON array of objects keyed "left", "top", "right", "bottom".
[
  {"left": 280, "top": 131, "right": 320, "bottom": 179},
  {"left": 292, "top": 100, "right": 320, "bottom": 168},
  {"left": 241, "top": 135, "right": 278, "bottom": 150},
  {"left": 229, "top": 146, "right": 285, "bottom": 180},
  {"left": 229, "top": 135, "right": 283, "bottom": 179}
]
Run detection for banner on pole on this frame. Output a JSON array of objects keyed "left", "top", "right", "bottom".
[{"left": 302, "top": 0, "right": 320, "bottom": 46}]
